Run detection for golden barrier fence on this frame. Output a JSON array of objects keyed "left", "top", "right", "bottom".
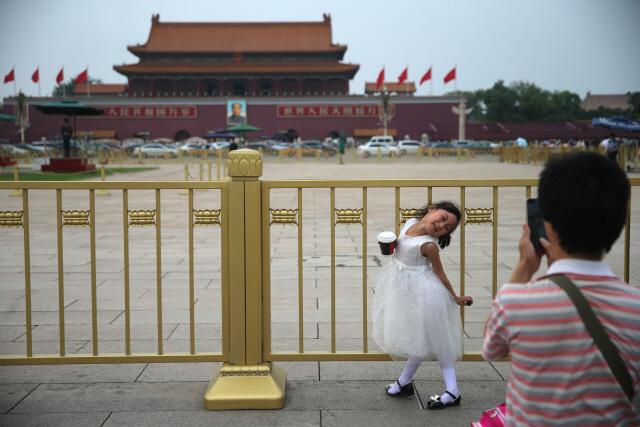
[
  {"left": 0, "top": 180, "right": 230, "bottom": 365},
  {"left": 0, "top": 149, "right": 637, "bottom": 409}
]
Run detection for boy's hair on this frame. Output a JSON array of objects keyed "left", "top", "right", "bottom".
[
  {"left": 538, "top": 151, "right": 629, "bottom": 257},
  {"left": 419, "top": 201, "right": 462, "bottom": 249}
]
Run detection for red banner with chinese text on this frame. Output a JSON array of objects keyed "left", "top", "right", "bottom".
[
  {"left": 92, "top": 106, "right": 198, "bottom": 119},
  {"left": 277, "top": 105, "right": 394, "bottom": 118}
]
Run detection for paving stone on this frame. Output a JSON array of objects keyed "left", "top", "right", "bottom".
[
  {"left": 320, "top": 361, "right": 502, "bottom": 381},
  {"left": 0, "top": 364, "right": 146, "bottom": 384},
  {"left": 10, "top": 382, "right": 209, "bottom": 413},
  {"left": 321, "top": 409, "right": 486, "bottom": 427},
  {"left": 284, "top": 380, "right": 421, "bottom": 411},
  {"left": 0, "top": 383, "right": 38, "bottom": 413},
  {"left": 0, "top": 412, "right": 110, "bottom": 427},
  {"left": 103, "top": 410, "right": 320, "bottom": 427}
]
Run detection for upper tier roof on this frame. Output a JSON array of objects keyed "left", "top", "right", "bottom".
[
  {"left": 114, "top": 62, "right": 360, "bottom": 77},
  {"left": 129, "top": 14, "right": 347, "bottom": 54}
]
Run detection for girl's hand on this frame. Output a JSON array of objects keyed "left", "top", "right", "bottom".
[{"left": 455, "top": 296, "right": 473, "bottom": 306}]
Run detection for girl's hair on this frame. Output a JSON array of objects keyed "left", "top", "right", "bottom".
[{"left": 418, "top": 201, "right": 462, "bottom": 249}]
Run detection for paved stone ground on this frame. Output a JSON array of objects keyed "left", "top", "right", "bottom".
[{"left": 1, "top": 155, "right": 639, "bottom": 426}]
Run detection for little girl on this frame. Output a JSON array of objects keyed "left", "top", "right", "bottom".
[{"left": 372, "top": 201, "right": 472, "bottom": 409}]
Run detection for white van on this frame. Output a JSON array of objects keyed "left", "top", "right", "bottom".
[{"left": 368, "top": 136, "right": 394, "bottom": 145}]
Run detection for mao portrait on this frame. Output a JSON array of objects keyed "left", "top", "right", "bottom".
[{"left": 227, "top": 100, "right": 247, "bottom": 125}]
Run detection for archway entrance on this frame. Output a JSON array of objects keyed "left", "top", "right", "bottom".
[{"left": 174, "top": 130, "right": 191, "bottom": 142}]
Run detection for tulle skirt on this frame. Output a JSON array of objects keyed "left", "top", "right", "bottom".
[{"left": 372, "top": 261, "right": 463, "bottom": 367}]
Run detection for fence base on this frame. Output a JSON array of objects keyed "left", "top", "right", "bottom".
[{"left": 204, "top": 362, "right": 286, "bottom": 410}]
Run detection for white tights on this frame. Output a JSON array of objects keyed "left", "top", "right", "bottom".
[{"left": 388, "top": 357, "right": 459, "bottom": 403}]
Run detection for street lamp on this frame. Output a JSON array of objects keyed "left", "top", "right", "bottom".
[{"left": 374, "top": 89, "right": 396, "bottom": 137}]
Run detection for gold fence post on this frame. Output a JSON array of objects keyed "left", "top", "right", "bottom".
[
  {"left": 97, "top": 165, "right": 111, "bottom": 196},
  {"left": 377, "top": 146, "right": 381, "bottom": 163},
  {"left": 138, "top": 149, "right": 143, "bottom": 164},
  {"left": 417, "top": 147, "right": 422, "bottom": 163},
  {"left": 9, "top": 164, "right": 22, "bottom": 197},
  {"left": 428, "top": 148, "right": 433, "bottom": 162},
  {"left": 456, "top": 146, "right": 462, "bottom": 162},
  {"left": 204, "top": 149, "right": 285, "bottom": 410}
]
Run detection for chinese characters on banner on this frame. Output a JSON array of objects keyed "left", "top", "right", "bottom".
[
  {"left": 277, "top": 105, "right": 394, "bottom": 118},
  {"left": 96, "top": 106, "right": 198, "bottom": 118}
]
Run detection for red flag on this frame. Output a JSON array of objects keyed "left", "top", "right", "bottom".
[
  {"left": 3, "top": 68, "right": 14, "bottom": 84},
  {"left": 75, "top": 68, "right": 88, "bottom": 84},
  {"left": 420, "top": 67, "right": 432, "bottom": 85},
  {"left": 444, "top": 67, "right": 456, "bottom": 84},
  {"left": 397, "top": 67, "right": 408, "bottom": 85},
  {"left": 56, "top": 68, "right": 64, "bottom": 84},
  {"left": 32, "top": 68, "right": 39, "bottom": 83},
  {"left": 375, "top": 67, "right": 385, "bottom": 89}
]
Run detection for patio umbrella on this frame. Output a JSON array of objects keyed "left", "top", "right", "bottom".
[
  {"left": 592, "top": 116, "right": 640, "bottom": 133},
  {"left": 204, "top": 132, "right": 239, "bottom": 139},
  {"left": 225, "top": 123, "right": 262, "bottom": 142},
  {"left": 0, "top": 113, "right": 18, "bottom": 121}
]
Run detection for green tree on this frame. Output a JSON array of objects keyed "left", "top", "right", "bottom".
[{"left": 52, "top": 76, "right": 103, "bottom": 97}]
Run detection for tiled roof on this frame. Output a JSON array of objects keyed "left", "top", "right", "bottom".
[
  {"left": 73, "top": 84, "right": 127, "bottom": 95},
  {"left": 129, "top": 14, "right": 346, "bottom": 53},
  {"left": 365, "top": 82, "right": 416, "bottom": 93},
  {"left": 581, "top": 93, "right": 631, "bottom": 111},
  {"left": 114, "top": 62, "right": 359, "bottom": 76}
]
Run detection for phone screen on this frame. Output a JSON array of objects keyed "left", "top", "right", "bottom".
[{"left": 526, "top": 198, "right": 548, "bottom": 250}]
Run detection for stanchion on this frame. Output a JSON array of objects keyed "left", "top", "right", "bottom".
[
  {"left": 532, "top": 147, "right": 538, "bottom": 165},
  {"left": 465, "top": 149, "right": 470, "bottom": 161},
  {"left": 217, "top": 160, "right": 221, "bottom": 180},
  {"left": 97, "top": 165, "right": 111, "bottom": 196},
  {"left": 208, "top": 161, "right": 212, "bottom": 181},
  {"left": 155, "top": 154, "right": 159, "bottom": 167},
  {"left": 180, "top": 165, "right": 190, "bottom": 195},
  {"left": 316, "top": 150, "right": 321, "bottom": 162},
  {"left": 190, "top": 152, "right": 194, "bottom": 166},
  {"left": 456, "top": 147, "right": 462, "bottom": 162},
  {"left": 118, "top": 151, "right": 123, "bottom": 167},
  {"left": 179, "top": 149, "right": 183, "bottom": 164},
  {"left": 353, "top": 148, "right": 357, "bottom": 162},
  {"left": 428, "top": 148, "right": 433, "bottom": 162},
  {"left": 9, "top": 164, "right": 22, "bottom": 197},
  {"left": 138, "top": 149, "right": 143, "bottom": 164},
  {"left": 337, "top": 151, "right": 343, "bottom": 164},
  {"left": 279, "top": 150, "right": 283, "bottom": 162},
  {"left": 417, "top": 148, "right": 422, "bottom": 163},
  {"left": 298, "top": 146, "right": 302, "bottom": 163},
  {"left": 390, "top": 150, "right": 396, "bottom": 162},
  {"left": 377, "top": 147, "right": 382, "bottom": 163}
]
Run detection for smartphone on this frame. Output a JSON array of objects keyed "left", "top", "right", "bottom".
[{"left": 526, "top": 198, "right": 548, "bottom": 251}]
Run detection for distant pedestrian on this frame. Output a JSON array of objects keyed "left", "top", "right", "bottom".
[
  {"left": 61, "top": 118, "right": 73, "bottom": 158},
  {"left": 338, "top": 131, "right": 346, "bottom": 164}
]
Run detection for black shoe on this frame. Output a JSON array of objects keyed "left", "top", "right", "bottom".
[
  {"left": 385, "top": 379, "right": 415, "bottom": 397},
  {"left": 426, "top": 391, "right": 461, "bottom": 410}
]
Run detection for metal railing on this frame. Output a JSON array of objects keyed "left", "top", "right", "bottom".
[{"left": 0, "top": 149, "right": 637, "bottom": 409}]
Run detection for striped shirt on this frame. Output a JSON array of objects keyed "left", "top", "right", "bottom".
[{"left": 483, "top": 259, "right": 640, "bottom": 426}]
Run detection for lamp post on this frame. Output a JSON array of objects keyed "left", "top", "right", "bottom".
[{"left": 375, "top": 89, "right": 396, "bottom": 137}]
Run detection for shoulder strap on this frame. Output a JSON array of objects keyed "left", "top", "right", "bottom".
[{"left": 548, "top": 274, "right": 634, "bottom": 401}]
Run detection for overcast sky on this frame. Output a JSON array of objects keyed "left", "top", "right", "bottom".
[{"left": 1, "top": 0, "right": 639, "bottom": 101}]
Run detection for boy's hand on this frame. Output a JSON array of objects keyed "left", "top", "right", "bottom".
[{"left": 509, "top": 224, "right": 545, "bottom": 284}]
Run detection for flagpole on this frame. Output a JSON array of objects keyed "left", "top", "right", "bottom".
[
  {"left": 63, "top": 67, "right": 65, "bottom": 98},
  {"left": 87, "top": 66, "right": 90, "bottom": 98},
  {"left": 430, "top": 64, "right": 433, "bottom": 96},
  {"left": 38, "top": 66, "right": 41, "bottom": 97},
  {"left": 13, "top": 65, "right": 16, "bottom": 95},
  {"left": 406, "top": 64, "right": 409, "bottom": 96},
  {"left": 454, "top": 63, "right": 457, "bottom": 93}
]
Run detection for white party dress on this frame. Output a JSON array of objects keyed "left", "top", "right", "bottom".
[{"left": 372, "top": 218, "right": 463, "bottom": 366}]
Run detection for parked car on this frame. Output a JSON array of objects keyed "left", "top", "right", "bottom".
[
  {"left": 209, "top": 141, "right": 231, "bottom": 151},
  {"left": 14, "top": 143, "right": 44, "bottom": 155},
  {"left": 301, "top": 140, "right": 336, "bottom": 155},
  {"left": 180, "top": 143, "right": 207, "bottom": 153},
  {"left": 357, "top": 142, "right": 399, "bottom": 157},
  {"left": 428, "top": 142, "right": 454, "bottom": 149},
  {"left": 246, "top": 142, "right": 270, "bottom": 152},
  {"left": 124, "top": 143, "right": 145, "bottom": 155},
  {"left": 397, "top": 140, "right": 421, "bottom": 155},
  {"left": 466, "top": 141, "right": 492, "bottom": 148},
  {"left": 368, "top": 135, "right": 395, "bottom": 145},
  {"left": 452, "top": 140, "right": 474, "bottom": 148},
  {"left": 137, "top": 144, "right": 178, "bottom": 158}
]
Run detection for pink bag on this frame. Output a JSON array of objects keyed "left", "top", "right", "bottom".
[{"left": 470, "top": 402, "right": 506, "bottom": 427}]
